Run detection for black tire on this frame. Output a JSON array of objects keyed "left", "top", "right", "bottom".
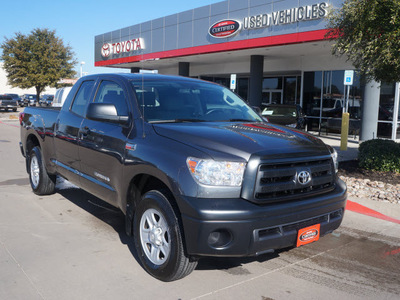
[
  {"left": 133, "top": 190, "right": 197, "bottom": 281},
  {"left": 12, "top": 108, "right": 17, "bottom": 112},
  {"left": 28, "top": 146, "right": 56, "bottom": 195}
]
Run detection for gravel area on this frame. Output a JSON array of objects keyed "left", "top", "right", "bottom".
[
  {"left": 338, "top": 160, "right": 400, "bottom": 204},
  {"left": 340, "top": 176, "right": 400, "bottom": 204}
]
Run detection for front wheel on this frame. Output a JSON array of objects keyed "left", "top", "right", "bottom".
[
  {"left": 28, "top": 146, "right": 56, "bottom": 195},
  {"left": 133, "top": 190, "right": 197, "bottom": 281}
]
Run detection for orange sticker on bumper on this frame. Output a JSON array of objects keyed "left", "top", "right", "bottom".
[{"left": 297, "top": 224, "right": 320, "bottom": 247}]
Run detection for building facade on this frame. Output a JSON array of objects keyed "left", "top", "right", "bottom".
[{"left": 94, "top": 0, "right": 400, "bottom": 140}]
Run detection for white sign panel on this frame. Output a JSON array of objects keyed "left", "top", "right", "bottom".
[
  {"left": 230, "top": 74, "right": 237, "bottom": 90},
  {"left": 344, "top": 70, "right": 354, "bottom": 86}
]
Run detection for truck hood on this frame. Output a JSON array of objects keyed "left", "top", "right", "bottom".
[{"left": 152, "top": 122, "right": 329, "bottom": 161}]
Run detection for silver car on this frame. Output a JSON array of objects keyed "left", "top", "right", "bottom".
[{"left": 22, "top": 94, "right": 37, "bottom": 107}]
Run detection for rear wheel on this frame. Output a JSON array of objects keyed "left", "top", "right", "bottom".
[
  {"left": 133, "top": 190, "right": 197, "bottom": 281},
  {"left": 28, "top": 146, "right": 56, "bottom": 195}
]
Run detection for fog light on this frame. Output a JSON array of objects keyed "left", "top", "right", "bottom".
[{"left": 207, "top": 229, "right": 232, "bottom": 249}]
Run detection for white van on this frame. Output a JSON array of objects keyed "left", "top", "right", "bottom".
[{"left": 52, "top": 87, "right": 72, "bottom": 107}]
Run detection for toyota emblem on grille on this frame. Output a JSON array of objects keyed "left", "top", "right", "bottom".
[{"left": 297, "top": 171, "right": 311, "bottom": 185}]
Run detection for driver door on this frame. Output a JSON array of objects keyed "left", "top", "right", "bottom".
[{"left": 78, "top": 79, "right": 132, "bottom": 205}]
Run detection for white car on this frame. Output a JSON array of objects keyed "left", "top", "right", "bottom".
[{"left": 53, "top": 87, "right": 72, "bottom": 107}]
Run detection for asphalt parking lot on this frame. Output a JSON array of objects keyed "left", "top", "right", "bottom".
[{"left": 1, "top": 108, "right": 399, "bottom": 300}]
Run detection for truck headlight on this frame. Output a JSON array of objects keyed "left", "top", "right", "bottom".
[
  {"left": 328, "top": 147, "right": 339, "bottom": 173},
  {"left": 186, "top": 157, "right": 246, "bottom": 186}
]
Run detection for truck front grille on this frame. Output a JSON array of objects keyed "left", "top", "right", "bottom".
[{"left": 254, "top": 157, "right": 335, "bottom": 203}]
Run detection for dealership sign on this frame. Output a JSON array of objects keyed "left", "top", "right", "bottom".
[
  {"left": 209, "top": 2, "right": 329, "bottom": 38},
  {"left": 209, "top": 20, "right": 241, "bottom": 38},
  {"left": 244, "top": 2, "right": 328, "bottom": 30},
  {"left": 101, "top": 38, "right": 145, "bottom": 58}
]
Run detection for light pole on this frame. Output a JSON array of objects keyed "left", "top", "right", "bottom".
[{"left": 80, "top": 61, "right": 85, "bottom": 77}]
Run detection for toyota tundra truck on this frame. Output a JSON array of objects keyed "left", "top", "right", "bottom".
[{"left": 19, "top": 73, "right": 347, "bottom": 281}]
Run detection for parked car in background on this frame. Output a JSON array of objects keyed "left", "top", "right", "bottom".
[
  {"left": 0, "top": 94, "right": 18, "bottom": 112},
  {"left": 5, "top": 93, "right": 23, "bottom": 107},
  {"left": 262, "top": 104, "right": 307, "bottom": 129},
  {"left": 39, "top": 94, "right": 54, "bottom": 106},
  {"left": 22, "top": 94, "right": 37, "bottom": 107},
  {"left": 53, "top": 87, "right": 72, "bottom": 107}
]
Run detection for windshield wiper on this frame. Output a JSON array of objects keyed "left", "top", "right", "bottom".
[{"left": 175, "top": 118, "right": 207, "bottom": 122}]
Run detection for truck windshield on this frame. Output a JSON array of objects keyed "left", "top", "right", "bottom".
[{"left": 131, "top": 79, "right": 262, "bottom": 123}]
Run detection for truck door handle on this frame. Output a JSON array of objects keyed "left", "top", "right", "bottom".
[{"left": 80, "top": 126, "right": 91, "bottom": 137}]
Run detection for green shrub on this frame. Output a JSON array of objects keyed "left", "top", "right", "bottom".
[{"left": 358, "top": 139, "right": 400, "bottom": 173}]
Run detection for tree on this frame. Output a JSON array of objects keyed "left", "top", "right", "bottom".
[
  {"left": 1, "top": 28, "right": 77, "bottom": 100},
  {"left": 326, "top": 0, "right": 400, "bottom": 83}
]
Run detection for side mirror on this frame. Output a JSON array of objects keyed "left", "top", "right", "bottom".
[
  {"left": 251, "top": 106, "right": 262, "bottom": 114},
  {"left": 86, "top": 103, "right": 129, "bottom": 124},
  {"left": 250, "top": 106, "right": 269, "bottom": 122}
]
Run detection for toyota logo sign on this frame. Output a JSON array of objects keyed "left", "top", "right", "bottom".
[
  {"left": 101, "top": 43, "right": 111, "bottom": 58},
  {"left": 297, "top": 171, "right": 311, "bottom": 185},
  {"left": 101, "top": 38, "right": 145, "bottom": 58}
]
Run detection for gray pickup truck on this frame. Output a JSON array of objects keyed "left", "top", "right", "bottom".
[
  {"left": 19, "top": 73, "right": 347, "bottom": 281},
  {"left": 0, "top": 94, "right": 18, "bottom": 112}
]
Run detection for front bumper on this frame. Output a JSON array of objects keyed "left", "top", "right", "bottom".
[{"left": 179, "top": 179, "right": 347, "bottom": 257}]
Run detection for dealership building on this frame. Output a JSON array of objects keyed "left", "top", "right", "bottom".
[{"left": 95, "top": 0, "right": 400, "bottom": 141}]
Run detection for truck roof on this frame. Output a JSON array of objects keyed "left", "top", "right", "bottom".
[{"left": 82, "top": 73, "right": 205, "bottom": 83}]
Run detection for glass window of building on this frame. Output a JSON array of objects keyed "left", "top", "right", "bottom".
[
  {"left": 283, "top": 76, "right": 301, "bottom": 105},
  {"left": 303, "top": 71, "right": 323, "bottom": 131},
  {"left": 263, "top": 77, "right": 282, "bottom": 90},
  {"left": 261, "top": 77, "right": 283, "bottom": 107},
  {"left": 303, "top": 71, "right": 362, "bottom": 135},
  {"left": 237, "top": 78, "right": 249, "bottom": 101},
  {"left": 378, "top": 82, "right": 396, "bottom": 138}
]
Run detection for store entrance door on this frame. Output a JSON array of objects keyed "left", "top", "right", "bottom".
[
  {"left": 262, "top": 90, "right": 282, "bottom": 107},
  {"left": 261, "top": 75, "right": 301, "bottom": 108}
]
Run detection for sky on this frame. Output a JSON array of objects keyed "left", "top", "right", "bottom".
[{"left": 0, "top": 0, "right": 221, "bottom": 77}]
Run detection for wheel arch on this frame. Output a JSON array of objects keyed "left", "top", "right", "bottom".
[
  {"left": 125, "top": 173, "right": 183, "bottom": 238},
  {"left": 24, "top": 133, "right": 41, "bottom": 172}
]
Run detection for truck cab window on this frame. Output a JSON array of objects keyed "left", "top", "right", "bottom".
[
  {"left": 94, "top": 80, "right": 129, "bottom": 116},
  {"left": 70, "top": 80, "right": 95, "bottom": 116}
]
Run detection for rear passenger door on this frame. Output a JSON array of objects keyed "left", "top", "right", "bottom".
[
  {"left": 54, "top": 80, "right": 95, "bottom": 185},
  {"left": 78, "top": 79, "right": 132, "bottom": 205}
]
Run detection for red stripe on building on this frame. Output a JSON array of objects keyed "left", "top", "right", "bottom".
[{"left": 95, "top": 29, "right": 329, "bottom": 67}]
